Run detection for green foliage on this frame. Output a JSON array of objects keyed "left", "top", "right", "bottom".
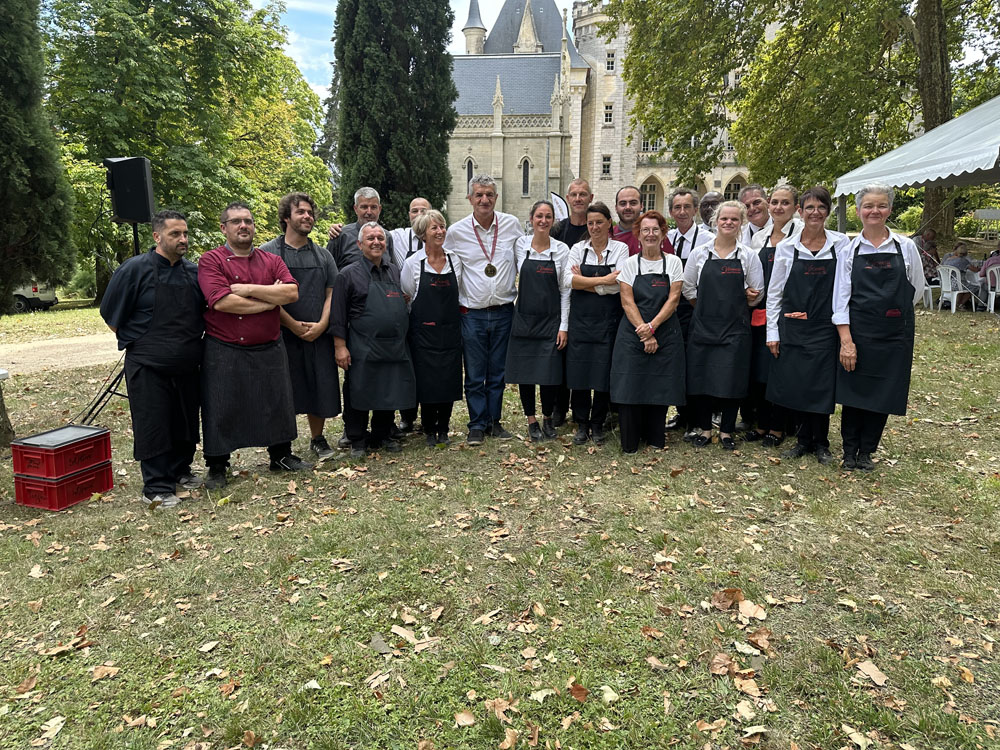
[
  {"left": 45, "top": 0, "right": 332, "bottom": 297},
  {"left": 954, "top": 212, "right": 980, "bottom": 238},
  {"left": 0, "top": 0, "right": 75, "bottom": 314},
  {"left": 335, "top": 0, "right": 457, "bottom": 228},
  {"left": 895, "top": 204, "right": 925, "bottom": 232}
]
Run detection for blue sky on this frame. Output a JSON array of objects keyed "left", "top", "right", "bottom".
[{"left": 275, "top": 0, "right": 575, "bottom": 102}]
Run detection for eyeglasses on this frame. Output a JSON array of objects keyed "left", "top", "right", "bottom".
[{"left": 225, "top": 218, "right": 255, "bottom": 226}]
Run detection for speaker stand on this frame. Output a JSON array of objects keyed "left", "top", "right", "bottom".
[{"left": 132, "top": 222, "right": 141, "bottom": 257}]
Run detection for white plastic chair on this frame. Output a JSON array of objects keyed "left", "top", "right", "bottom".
[
  {"left": 922, "top": 278, "right": 938, "bottom": 308},
  {"left": 937, "top": 266, "right": 965, "bottom": 314},
  {"left": 987, "top": 266, "right": 999, "bottom": 313}
]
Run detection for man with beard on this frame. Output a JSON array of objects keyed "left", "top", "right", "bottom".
[
  {"left": 198, "top": 202, "right": 310, "bottom": 488},
  {"left": 101, "top": 210, "right": 205, "bottom": 508},
  {"left": 739, "top": 184, "right": 770, "bottom": 246},
  {"left": 612, "top": 185, "right": 674, "bottom": 256},
  {"left": 261, "top": 193, "right": 341, "bottom": 460}
]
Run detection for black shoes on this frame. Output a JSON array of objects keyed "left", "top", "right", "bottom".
[
  {"left": 573, "top": 425, "right": 590, "bottom": 445},
  {"left": 542, "top": 418, "right": 557, "bottom": 439},
  {"left": 815, "top": 447, "right": 834, "bottom": 465},
  {"left": 310, "top": 435, "right": 335, "bottom": 460},
  {"left": 855, "top": 453, "right": 875, "bottom": 472},
  {"left": 842, "top": 453, "right": 857, "bottom": 470},
  {"left": 397, "top": 420, "right": 415, "bottom": 435},
  {"left": 528, "top": 421, "right": 543, "bottom": 442},
  {"left": 270, "top": 454, "right": 314, "bottom": 472},
  {"left": 720, "top": 435, "right": 737, "bottom": 451},
  {"left": 591, "top": 423, "right": 606, "bottom": 445},
  {"left": 490, "top": 422, "right": 513, "bottom": 439},
  {"left": 350, "top": 441, "right": 366, "bottom": 459},
  {"left": 665, "top": 414, "right": 682, "bottom": 430},
  {"left": 337, "top": 432, "right": 351, "bottom": 449},
  {"left": 467, "top": 428, "right": 485, "bottom": 446},
  {"left": 782, "top": 443, "right": 811, "bottom": 459},
  {"left": 762, "top": 433, "right": 785, "bottom": 448},
  {"left": 204, "top": 466, "right": 228, "bottom": 489},
  {"left": 692, "top": 434, "right": 711, "bottom": 447},
  {"left": 742, "top": 430, "right": 763, "bottom": 442}
]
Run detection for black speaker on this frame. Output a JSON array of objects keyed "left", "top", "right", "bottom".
[{"left": 103, "top": 157, "right": 155, "bottom": 224}]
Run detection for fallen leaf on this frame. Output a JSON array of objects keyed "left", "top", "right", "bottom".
[
  {"left": 837, "top": 598, "right": 858, "bottom": 612},
  {"left": 640, "top": 625, "right": 664, "bottom": 639},
  {"left": 957, "top": 665, "right": 974, "bottom": 684},
  {"left": 529, "top": 688, "right": 556, "bottom": 704},
  {"left": 734, "top": 676, "right": 763, "bottom": 697},
  {"left": 303, "top": 680, "right": 321, "bottom": 690},
  {"left": 742, "top": 725, "right": 767, "bottom": 739},
  {"left": 430, "top": 606, "right": 444, "bottom": 622},
  {"left": 560, "top": 711, "right": 580, "bottom": 730},
  {"left": 856, "top": 660, "right": 887, "bottom": 686},
  {"left": 696, "top": 718, "right": 727, "bottom": 734},
  {"left": 711, "top": 588, "right": 744, "bottom": 611},
  {"left": 710, "top": 652, "right": 735, "bottom": 676},
  {"left": 91, "top": 665, "right": 120, "bottom": 682},
  {"left": 569, "top": 682, "right": 589, "bottom": 703},
  {"left": 27, "top": 600, "right": 43, "bottom": 613},
  {"left": 37, "top": 715, "right": 66, "bottom": 742},
  {"left": 243, "top": 730, "right": 258, "bottom": 747},
  {"left": 747, "top": 627, "right": 773, "bottom": 652},
  {"left": 498, "top": 728, "right": 518, "bottom": 749},
  {"left": 738, "top": 599, "right": 766, "bottom": 621},
  {"left": 646, "top": 655, "right": 670, "bottom": 671},
  {"left": 734, "top": 700, "right": 756, "bottom": 722},
  {"left": 390, "top": 624, "right": 418, "bottom": 645},
  {"left": 455, "top": 710, "right": 476, "bottom": 727},
  {"left": 841, "top": 724, "right": 871, "bottom": 750},
  {"left": 598, "top": 717, "right": 617, "bottom": 731},
  {"left": 198, "top": 641, "right": 219, "bottom": 653},
  {"left": 29, "top": 565, "right": 46, "bottom": 579},
  {"left": 17, "top": 673, "right": 38, "bottom": 694},
  {"left": 520, "top": 647, "right": 537, "bottom": 659},
  {"left": 599, "top": 685, "right": 619, "bottom": 704}
]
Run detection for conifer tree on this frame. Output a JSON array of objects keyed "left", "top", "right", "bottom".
[
  {"left": 333, "top": 0, "right": 457, "bottom": 228},
  {"left": 0, "top": 0, "right": 74, "bottom": 315}
]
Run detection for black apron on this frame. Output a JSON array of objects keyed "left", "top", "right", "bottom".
[
  {"left": 275, "top": 240, "right": 341, "bottom": 418},
  {"left": 125, "top": 253, "right": 203, "bottom": 460},
  {"left": 836, "top": 239, "right": 915, "bottom": 416},
  {"left": 749, "top": 242, "right": 776, "bottom": 383},
  {"left": 347, "top": 270, "right": 416, "bottom": 411},
  {"left": 766, "top": 244, "right": 838, "bottom": 414},
  {"left": 409, "top": 257, "right": 463, "bottom": 403},
  {"left": 201, "top": 336, "right": 297, "bottom": 455},
  {"left": 505, "top": 252, "right": 563, "bottom": 386},
  {"left": 566, "top": 246, "right": 622, "bottom": 392},
  {"left": 686, "top": 252, "right": 751, "bottom": 399},
  {"left": 610, "top": 256, "right": 686, "bottom": 406},
  {"left": 673, "top": 228, "right": 699, "bottom": 340}
]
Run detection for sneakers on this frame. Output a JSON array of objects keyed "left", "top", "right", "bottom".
[
  {"left": 204, "top": 466, "right": 228, "bottom": 489},
  {"left": 467, "top": 428, "right": 486, "bottom": 446},
  {"left": 146, "top": 492, "right": 182, "bottom": 509},
  {"left": 541, "top": 418, "right": 557, "bottom": 439},
  {"left": 815, "top": 446, "right": 834, "bottom": 465},
  {"left": 855, "top": 453, "right": 875, "bottom": 472},
  {"left": 573, "top": 425, "right": 590, "bottom": 445},
  {"left": 781, "top": 443, "right": 811, "bottom": 459},
  {"left": 665, "top": 414, "right": 682, "bottom": 431},
  {"left": 489, "top": 422, "right": 513, "bottom": 439},
  {"left": 310, "top": 435, "right": 335, "bottom": 460},
  {"left": 337, "top": 432, "right": 351, "bottom": 449},
  {"left": 270, "top": 454, "right": 314, "bottom": 472},
  {"left": 528, "top": 421, "right": 543, "bottom": 442},
  {"left": 591, "top": 423, "right": 606, "bottom": 445},
  {"left": 176, "top": 472, "right": 202, "bottom": 490},
  {"left": 682, "top": 429, "right": 699, "bottom": 443},
  {"left": 426, "top": 432, "right": 439, "bottom": 448}
]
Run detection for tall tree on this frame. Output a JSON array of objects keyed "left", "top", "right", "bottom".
[
  {"left": 315, "top": 58, "right": 342, "bottom": 198},
  {"left": 334, "top": 0, "right": 457, "bottom": 229},
  {"left": 0, "top": 0, "right": 74, "bottom": 315},
  {"left": 603, "top": 0, "right": 1000, "bottom": 234},
  {"left": 46, "top": 0, "right": 330, "bottom": 300}
]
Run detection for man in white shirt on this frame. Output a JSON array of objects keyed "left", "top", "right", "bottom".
[
  {"left": 389, "top": 197, "right": 432, "bottom": 268},
  {"left": 443, "top": 175, "right": 524, "bottom": 445},
  {"left": 668, "top": 188, "right": 714, "bottom": 265},
  {"left": 739, "top": 184, "right": 771, "bottom": 246}
]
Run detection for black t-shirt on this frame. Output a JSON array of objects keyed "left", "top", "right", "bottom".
[{"left": 551, "top": 219, "right": 589, "bottom": 248}]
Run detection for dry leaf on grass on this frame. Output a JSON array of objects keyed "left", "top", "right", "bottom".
[
  {"left": 738, "top": 599, "right": 766, "bottom": 621},
  {"left": 837, "top": 598, "right": 858, "bottom": 612},
  {"left": 957, "top": 665, "right": 975, "bottom": 683},
  {"left": 841, "top": 724, "right": 871, "bottom": 750},
  {"left": 695, "top": 718, "right": 727, "bottom": 735},
  {"left": 734, "top": 676, "right": 763, "bottom": 697},
  {"left": 91, "top": 664, "right": 120, "bottom": 682},
  {"left": 569, "top": 682, "right": 589, "bottom": 703},
  {"left": 711, "top": 588, "right": 744, "bottom": 611},
  {"left": 198, "top": 641, "right": 219, "bottom": 653},
  {"left": 529, "top": 688, "right": 556, "bottom": 703},
  {"left": 17, "top": 673, "right": 38, "bottom": 694},
  {"left": 498, "top": 728, "right": 518, "bottom": 749},
  {"left": 31, "top": 716, "right": 65, "bottom": 746},
  {"left": 390, "top": 624, "right": 418, "bottom": 645},
  {"left": 454, "top": 710, "right": 475, "bottom": 727},
  {"left": 856, "top": 660, "right": 887, "bottom": 686},
  {"left": 710, "top": 652, "right": 736, "bottom": 676},
  {"left": 646, "top": 655, "right": 670, "bottom": 671},
  {"left": 599, "top": 685, "right": 619, "bottom": 704}
]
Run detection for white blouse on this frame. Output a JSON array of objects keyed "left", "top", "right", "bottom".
[
  {"left": 567, "top": 238, "right": 630, "bottom": 296},
  {"left": 400, "top": 248, "right": 464, "bottom": 307},
  {"left": 512, "top": 235, "right": 572, "bottom": 331},
  {"left": 682, "top": 243, "right": 765, "bottom": 303}
]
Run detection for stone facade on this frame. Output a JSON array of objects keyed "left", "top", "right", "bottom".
[{"left": 447, "top": 0, "right": 751, "bottom": 222}]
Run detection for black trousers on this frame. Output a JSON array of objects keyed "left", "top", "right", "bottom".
[
  {"left": 141, "top": 444, "right": 196, "bottom": 497},
  {"left": 420, "top": 402, "right": 454, "bottom": 435},
  {"left": 400, "top": 406, "right": 418, "bottom": 425},
  {"left": 206, "top": 441, "right": 291, "bottom": 472},
  {"left": 840, "top": 405, "right": 889, "bottom": 456},
  {"left": 519, "top": 384, "right": 558, "bottom": 417},
  {"left": 571, "top": 389, "right": 610, "bottom": 426},
  {"left": 692, "top": 395, "right": 739, "bottom": 433},
  {"left": 342, "top": 372, "right": 394, "bottom": 446},
  {"left": 619, "top": 404, "right": 666, "bottom": 452},
  {"left": 745, "top": 381, "right": 788, "bottom": 432},
  {"left": 796, "top": 412, "right": 831, "bottom": 449},
  {"left": 555, "top": 383, "right": 570, "bottom": 417}
]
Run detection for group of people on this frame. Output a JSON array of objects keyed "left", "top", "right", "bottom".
[{"left": 101, "top": 174, "right": 925, "bottom": 508}]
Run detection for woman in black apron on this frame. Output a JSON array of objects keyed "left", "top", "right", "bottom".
[
  {"left": 683, "top": 201, "right": 765, "bottom": 451},
  {"left": 745, "top": 185, "right": 803, "bottom": 447},
  {"left": 505, "top": 200, "right": 571, "bottom": 441},
  {"left": 765, "top": 187, "right": 846, "bottom": 464},
  {"left": 566, "top": 201, "right": 629, "bottom": 445},
  {"left": 401, "top": 210, "right": 464, "bottom": 447},
  {"left": 834, "top": 184, "right": 925, "bottom": 471},
  {"left": 609, "top": 211, "right": 686, "bottom": 454}
]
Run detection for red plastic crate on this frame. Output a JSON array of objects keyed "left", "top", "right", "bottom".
[
  {"left": 14, "top": 462, "right": 114, "bottom": 511},
  {"left": 12, "top": 425, "right": 111, "bottom": 478}
]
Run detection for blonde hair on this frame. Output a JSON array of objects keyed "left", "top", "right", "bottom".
[
  {"left": 711, "top": 200, "right": 748, "bottom": 229},
  {"left": 412, "top": 209, "right": 446, "bottom": 241}
]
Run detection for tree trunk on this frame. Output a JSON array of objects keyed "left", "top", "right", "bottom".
[
  {"left": 0, "top": 385, "right": 14, "bottom": 448},
  {"left": 913, "top": 0, "right": 954, "bottom": 237}
]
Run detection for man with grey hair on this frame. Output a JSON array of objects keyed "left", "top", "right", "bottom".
[
  {"left": 443, "top": 175, "right": 523, "bottom": 445},
  {"left": 326, "top": 187, "right": 396, "bottom": 269},
  {"left": 739, "top": 184, "right": 770, "bottom": 245},
  {"left": 331, "top": 221, "right": 416, "bottom": 457}
]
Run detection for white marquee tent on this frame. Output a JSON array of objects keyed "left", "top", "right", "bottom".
[{"left": 834, "top": 94, "right": 1000, "bottom": 197}]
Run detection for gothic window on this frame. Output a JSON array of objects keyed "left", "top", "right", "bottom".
[
  {"left": 724, "top": 178, "right": 745, "bottom": 201},
  {"left": 521, "top": 159, "right": 530, "bottom": 196},
  {"left": 465, "top": 159, "right": 473, "bottom": 190},
  {"left": 640, "top": 182, "right": 658, "bottom": 212}
]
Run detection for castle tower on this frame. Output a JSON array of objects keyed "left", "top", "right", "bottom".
[{"left": 462, "top": 0, "right": 486, "bottom": 55}]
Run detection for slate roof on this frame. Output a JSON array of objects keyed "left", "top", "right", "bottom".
[
  {"left": 462, "top": 0, "right": 485, "bottom": 29},
  {"left": 452, "top": 54, "right": 562, "bottom": 115},
  {"left": 482, "top": 0, "right": 588, "bottom": 68}
]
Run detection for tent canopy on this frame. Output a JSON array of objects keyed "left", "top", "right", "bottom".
[{"left": 834, "top": 95, "right": 1000, "bottom": 197}]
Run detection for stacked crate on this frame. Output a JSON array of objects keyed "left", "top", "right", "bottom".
[{"left": 12, "top": 425, "right": 114, "bottom": 511}]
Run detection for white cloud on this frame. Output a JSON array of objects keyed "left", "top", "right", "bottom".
[{"left": 284, "top": 29, "right": 335, "bottom": 81}]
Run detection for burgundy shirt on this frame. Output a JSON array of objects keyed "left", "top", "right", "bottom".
[
  {"left": 612, "top": 224, "right": 675, "bottom": 257},
  {"left": 198, "top": 245, "right": 296, "bottom": 345}
]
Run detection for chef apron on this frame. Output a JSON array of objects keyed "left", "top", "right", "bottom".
[
  {"left": 686, "top": 252, "right": 751, "bottom": 399},
  {"left": 766, "top": 244, "right": 838, "bottom": 414},
  {"left": 125, "top": 253, "right": 203, "bottom": 460},
  {"left": 276, "top": 239, "right": 340, "bottom": 417},
  {"left": 566, "top": 246, "right": 622, "bottom": 392},
  {"left": 610, "top": 256, "right": 686, "bottom": 406},
  {"left": 749, "top": 242, "right": 776, "bottom": 383},
  {"left": 409, "top": 257, "right": 463, "bottom": 403},
  {"left": 673, "top": 228, "right": 699, "bottom": 340},
  {"left": 836, "top": 239, "right": 915, "bottom": 416},
  {"left": 347, "top": 270, "right": 416, "bottom": 411},
  {"left": 505, "top": 253, "right": 562, "bottom": 386}
]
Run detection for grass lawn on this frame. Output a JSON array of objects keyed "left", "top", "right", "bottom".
[
  {"left": 1, "top": 310, "right": 998, "bottom": 749},
  {"left": 0, "top": 304, "right": 105, "bottom": 344}
]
